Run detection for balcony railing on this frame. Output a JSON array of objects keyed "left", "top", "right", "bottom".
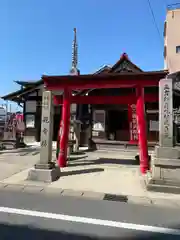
[{"left": 167, "top": 3, "right": 180, "bottom": 10}]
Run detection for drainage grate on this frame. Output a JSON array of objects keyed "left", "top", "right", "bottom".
[{"left": 103, "top": 194, "right": 128, "bottom": 202}]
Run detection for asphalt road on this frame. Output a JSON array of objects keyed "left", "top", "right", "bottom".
[{"left": 0, "top": 190, "right": 180, "bottom": 239}]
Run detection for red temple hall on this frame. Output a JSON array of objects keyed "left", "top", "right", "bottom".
[{"left": 42, "top": 53, "right": 167, "bottom": 173}]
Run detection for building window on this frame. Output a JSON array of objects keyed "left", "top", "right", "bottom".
[
  {"left": 176, "top": 46, "right": 180, "bottom": 54},
  {"left": 164, "top": 46, "right": 167, "bottom": 58},
  {"left": 163, "top": 21, "right": 167, "bottom": 37}
]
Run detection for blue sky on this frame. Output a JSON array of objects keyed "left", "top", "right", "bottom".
[{"left": 0, "top": 0, "right": 176, "bottom": 110}]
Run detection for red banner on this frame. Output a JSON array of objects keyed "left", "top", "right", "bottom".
[{"left": 128, "top": 104, "right": 138, "bottom": 143}]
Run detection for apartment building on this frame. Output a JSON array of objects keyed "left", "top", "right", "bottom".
[{"left": 164, "top": 5, "right": 180, "bottom": 73}]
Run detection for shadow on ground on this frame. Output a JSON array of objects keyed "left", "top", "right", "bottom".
[
  {"left": 0, "top": 222, "right": 178, "bottom": 239},
  {"left": 71, "top": 151, "right": 87, "bottom": 156},
  {"left": 61, "top": 168, "right": 104, "bottom": 177},
  {"left": 0, "top": 147, "right": 56, "bottom": 156},
  {"left": 0, "top": 147, "right": 37, "bottom": 154},
  {"left": 68, "top": 157, "right": 139, "bottom": 167},
  {"left": 69, "top": 156, "right": 88, "bottom": 161},
  {"left": 0, "top": 223, "right": 95, "bottom": 239}
]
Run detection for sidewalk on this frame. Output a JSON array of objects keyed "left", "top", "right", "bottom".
[{"left": 0, "top": 147, "right": 180, "bottom": 208}]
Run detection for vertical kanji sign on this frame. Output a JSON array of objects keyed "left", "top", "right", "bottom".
[
  {"left": 128, "top": 104, "right": 138, "bottom": 143},
  {"left": 40, "top": 91, "right": 54, "bottom": 164}
]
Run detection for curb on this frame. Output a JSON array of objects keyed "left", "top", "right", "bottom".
[{"left": 0, "top": 182, "right": 180, "bottom": 209}]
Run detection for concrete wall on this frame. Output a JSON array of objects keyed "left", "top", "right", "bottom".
[{"left": 164, "top": 9, "right": 180, "bottom": 73}]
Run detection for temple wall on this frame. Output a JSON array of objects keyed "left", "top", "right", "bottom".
[
  {"left": 23, "top": 86, "right": 77, "bottom": 144},
  {"left": 22, "top": 86, "right": 161, "bottom": 146},
  {"left": 24, "top": 89, "right": 39, "bottom": 144}
]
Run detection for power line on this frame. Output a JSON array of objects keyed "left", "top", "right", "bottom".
[
  {"left": 146, "top": 0, "right": 173, "bottom": 70},
  {"left": 146, "top": 0, "right": 164, "bottom": 45}
]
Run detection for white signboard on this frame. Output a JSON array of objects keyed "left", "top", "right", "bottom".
[
  {"left": 93, "top": 110, "right": 105, "bottom": 132},
  {"left": 26, "top": 114, "right": 35, "bottom": 128}
]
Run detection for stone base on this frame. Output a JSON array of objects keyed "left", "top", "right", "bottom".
[
  {"left": 145, "top": 146, "right": 180, "bottom": 194},
  {"left": 154, "top": 145, "right": 180, "bottom": 159},
  {"left": 145, "top": 172, "right": 180, "bottom": 194},
  {"left": 27, "top": 165, "right": 61, "bottom": 183}
]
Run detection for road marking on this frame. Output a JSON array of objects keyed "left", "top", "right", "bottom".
[{"left": 0, "top": 206, "right": 180, "bottom": 235}]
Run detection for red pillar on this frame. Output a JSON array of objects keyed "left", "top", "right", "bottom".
[
  {"left": 58, "top": 89, "right": 71, "bottom": 167},
  {"left": 136, "top": 86, "right": 149, "bottom": 174}
]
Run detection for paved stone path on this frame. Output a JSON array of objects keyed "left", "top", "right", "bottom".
[{"left": 0, "top": 147, "right": 180, "bottom": 209}]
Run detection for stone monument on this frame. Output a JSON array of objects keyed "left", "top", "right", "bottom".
[
  {"left": 28, "top": 90, "right": 60, "bottom": 182},
  {"left": 146, "top": 76, "right": 180, "bottom": 193}
]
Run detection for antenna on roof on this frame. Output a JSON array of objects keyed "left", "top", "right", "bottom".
[{"left": 70, "top": 28, "right": 79, "bottom": 75}]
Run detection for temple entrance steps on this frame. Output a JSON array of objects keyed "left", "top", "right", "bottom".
[
  {"left": 92, "top": 140, "right": 155, "bottom": 159},
  {"left": 93, "top": 148, "right": 155, "bottom": 160}
]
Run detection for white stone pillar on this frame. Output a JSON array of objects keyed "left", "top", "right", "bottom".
[
  {"left": 147, "top": 78, "right": 180, "bottom": 193},
  {"left": 28, "top": 90, "right": 60, "bottom": 182},
  {"left": 39, "top": 90, "right": 54, "bottom": 164}
]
